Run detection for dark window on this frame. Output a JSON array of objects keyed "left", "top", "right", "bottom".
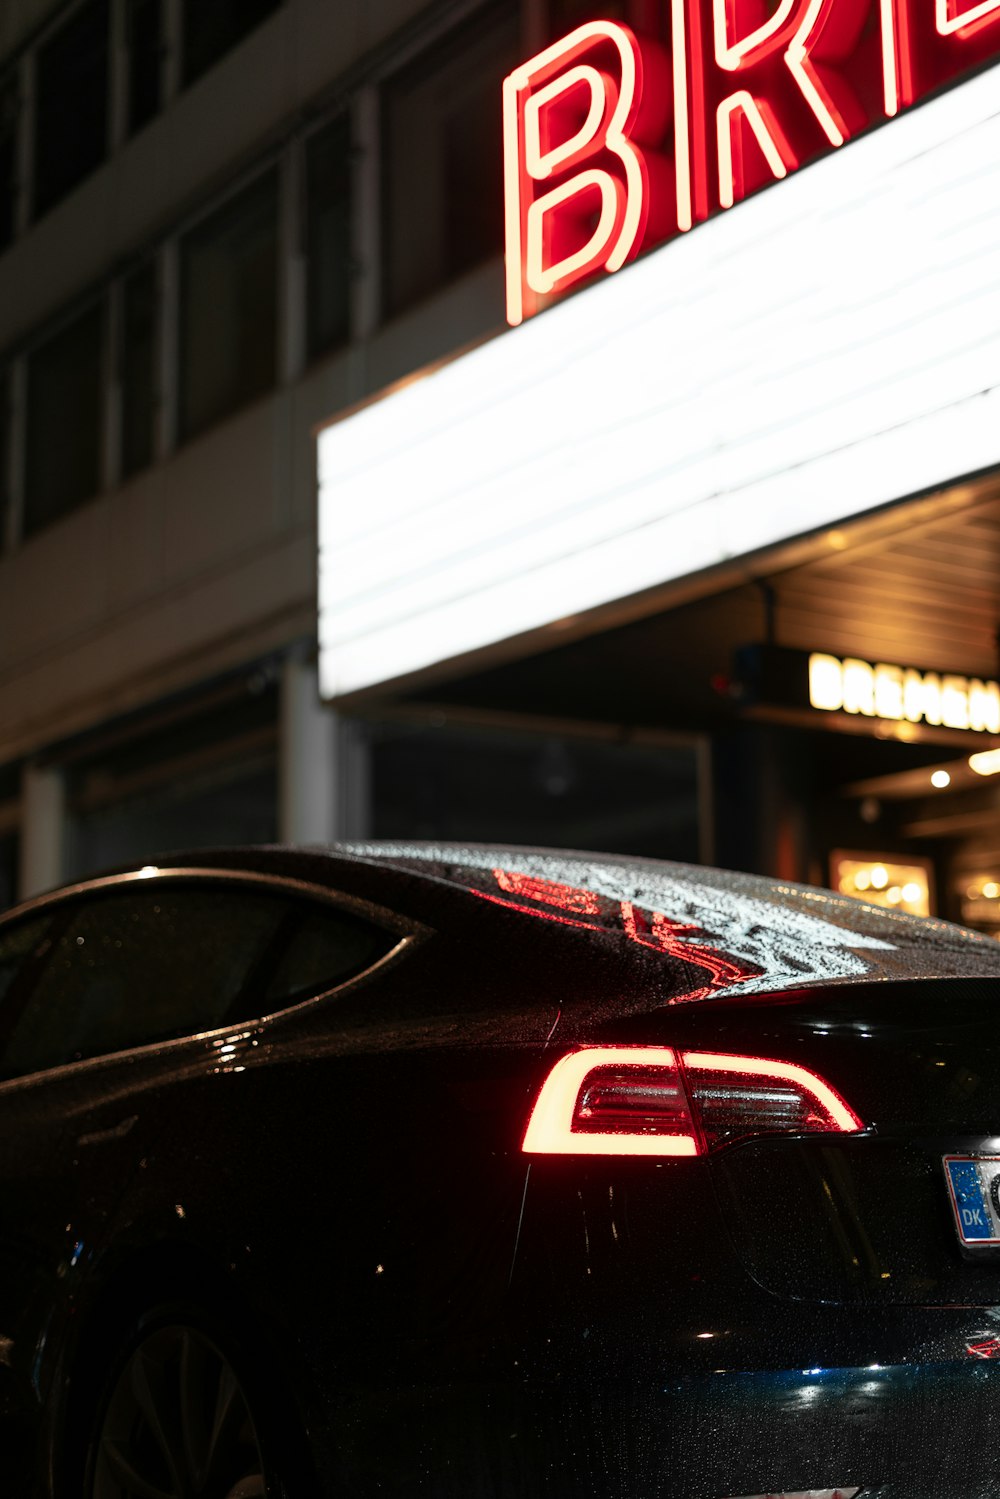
[
  {"left": 0, "top": 915, "right": 51, "bottom": 1006},
  {"left": 65, "top": 684, "right": 279, "bottom": 883},
  {"left": 0, "top": 72, "right": 18, "bottom": 252},
  {"left": 182, "top": 0, "right": 282, "bottom": 87},
  {"left": 34, "top": 0, "right": 110, "bottom": 218},
  {"left": 305, "top": 116, "right": 351, "bottom": 361},
  {"left": 262, "top": 905, "right": 395, "bottom": 1008},
  {"left": 178, "top": 171, "right": 278, "bottom": 442},
  {"left": 383, "top": 5, "right": 520, "bottom": 318},
  {"left": 24, "top": 304, "right": 104, "bottom": 538},
  {"left": 371, "top": 722, "right": 702, "bottom": 862},
  {"left": 127, "top": 0, "right": 164, "bottom": 135},
  {"left": 121, "top": 261, "right": 157, "bottom": 478},
  {"left": 68, "top": 761, "right": 278, "bottom": 880},
  {"left": 0, "top": 885, "right": 394, "bottom": 1078}
]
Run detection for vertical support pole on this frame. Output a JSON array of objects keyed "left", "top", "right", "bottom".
[
  {"left": 280, "top": 653, "right": 337, "bottom": 845},
  {"left": 280, "top": 653, "right": 371, "bottom": 844},
  {"left": 19, "top": 762, "right": 65, "bottom": 899}
]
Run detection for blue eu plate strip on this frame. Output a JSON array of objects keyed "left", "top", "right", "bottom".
[{"left": 948, "top": 1159, "right": 996, "bottom": 1241}]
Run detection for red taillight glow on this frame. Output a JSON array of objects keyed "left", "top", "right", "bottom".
[
  {"left": 522, "top": 1046, "right": 863, "bottom": 1156},
  {"left": 521, "top": 1047, "right": 699, "bottom": 1156},
  {"left": 683, "top": 1050, "right": 864, "bottom": 1139}
]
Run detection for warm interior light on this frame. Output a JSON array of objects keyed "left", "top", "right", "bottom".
[
  {"left": 970, "top": 749, "right": 1000, "bottom": 776},
  {"left": 831, "top": 856, "right": 930, "bottom": 915},
  {"left": 931, "top": 769, "right": 951, "bottom": 788}
]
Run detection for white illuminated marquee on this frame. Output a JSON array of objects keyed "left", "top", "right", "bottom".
[
  {"left": 318, "top": 64, "right": 1000, "bottom": 701},
  {"left": 808, "top": 654, "right": 1000, "bottom": 733}
]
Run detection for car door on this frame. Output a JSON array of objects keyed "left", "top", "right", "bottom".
[{"left": 0, "top": 876, "right": 327, "bottom": 1478}]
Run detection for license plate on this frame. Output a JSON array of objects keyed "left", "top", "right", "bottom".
[{"left": 944, "top": 1155, "right": 1000, "bottom": 1247}]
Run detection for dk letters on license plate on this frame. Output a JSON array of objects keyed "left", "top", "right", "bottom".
[{"left": 944, "top": 1156, "right": 1000, "bottom": 1247}]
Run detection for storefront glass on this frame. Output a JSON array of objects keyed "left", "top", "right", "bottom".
[
  {"left": 369, "top": 720, "right": 703, "bottom": 863},
  {"left": 66, "top": 760, "right": 277, "bottom": 882},
  {"left": 63, "top": 682, "right": 279, "bottom": 883}
]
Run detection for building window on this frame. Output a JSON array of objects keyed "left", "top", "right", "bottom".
[
  {"left": 370, "top": 721, "right": 703, "bottom": 862},
  {"left": 305, "top": 116, "right": 351, "bottom": 361},
  {"left": 382, "top": 5, "right": 520, "bottom": 319},
  {"left": 121, "top": 260, "right": 158, "bottom": 478},
  {"left": 24, "top": 304, "right": 105, "bottom": 538},
  {"left": 126, "top": 0, "right": 164, "bottom": 136},
  {"left": 181, "top": 0, "right": 282, "bottom": 88},
  {"left": 0, "top": 72, "right": 17, "bottom": 252},
  {"left": 34, "top": 0, "right": 110, "bottom": 219},
  {"left": 178, "top": 170, "right": 279, "bottom": 443},
  {"left": 65, "top": 685, "right": 279, "bottom": 882}
]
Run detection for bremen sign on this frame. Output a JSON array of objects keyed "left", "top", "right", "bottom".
[
  {"left": 809, "top": 653, "right": 1000, "bottom": 731},
  {"left": 503, "top": 7, "right": 1000, "bottom": 323}
]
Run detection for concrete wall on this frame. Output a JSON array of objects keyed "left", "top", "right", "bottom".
[
  {"left": 0, "top": 0, "right": 454, "bottom": 352},
  {"left": 0, "top": 0, "right": 508, "bottom": 765},
  {"left": 0, "top": 255, "right": 504, "bottom": 763}
]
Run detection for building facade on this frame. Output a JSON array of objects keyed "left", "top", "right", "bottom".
[{"left": 3, "top": 0, "right": 1000, "bottom": 928}]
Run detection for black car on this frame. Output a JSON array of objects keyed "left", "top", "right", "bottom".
[{"left": 3, "top": 842, "right": 1000, "bottom": 1499}]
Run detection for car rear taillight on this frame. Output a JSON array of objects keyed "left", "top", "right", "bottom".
[{"left": 522, "top": 1047, "right": 863, "bottom": 1156}]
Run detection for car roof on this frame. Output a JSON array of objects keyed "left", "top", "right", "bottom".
[{"left": 144, "top": 840, "right": 1000, "bottom": 1002}]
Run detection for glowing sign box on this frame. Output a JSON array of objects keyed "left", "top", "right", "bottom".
[
  {"left": 739, "top": 646, "right": 1000, "bottom": 733},
  {"left": 505, "top": 4, "right": 1000, "bottom": 321},
  {"left": 317, "top": 66, "right": 1000, "bottom": 703},
  {"left": 809, "top": 653, "right": 1000, "bottom": 731}
]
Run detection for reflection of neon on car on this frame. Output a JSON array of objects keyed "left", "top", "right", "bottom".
[
  {"left": 486, "top": 866, "right": 775, "bottom": 1001},
  {"left": 492, "top": 866, "right": 762, "bottom": 998},
  {"left": 967, "top": 1338, "right": 1000, "bottom": 1358}
]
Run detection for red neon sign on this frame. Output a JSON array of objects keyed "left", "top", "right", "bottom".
[
  {"left": 503, "top": 21, "right": 673, "bottom": 325},
  {"left": 503, "top": 3, "right": 1000, "bottom": 323}
]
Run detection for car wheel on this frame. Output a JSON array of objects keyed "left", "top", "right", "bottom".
[{"left": 86, "top": 1316, "right": 284, "bottom": 1499}]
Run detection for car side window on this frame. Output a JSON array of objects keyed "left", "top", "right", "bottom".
[
  {"left": 259, "top": 905, "right": 397, "bottom": 1009},
  {"left": 0, "top": 915, "right": 54, "bottom": 1008},
  {"left": 0, "top": 884, "right": 397, "bottom": 1080}
]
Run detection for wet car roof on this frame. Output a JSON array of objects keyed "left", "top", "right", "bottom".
[{"left": 337, "top": 841, "right": 1000, "bottom": 1002}]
